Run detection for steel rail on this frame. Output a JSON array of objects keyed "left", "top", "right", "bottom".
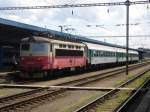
[
  {"left": 73, "top": 68, "right": 150, "bottom": 112},
  {"left": 115, "top": 78, "right": 150, "bottom": 112},
  {"left": 56, "top": 62, "right": 150, "bottom": 86},
  {"left": 0, "top": 62, "right": 145, "bottom": 104},
  {"left": 0, "top": 62, "right": 149, "bottom": 111}
]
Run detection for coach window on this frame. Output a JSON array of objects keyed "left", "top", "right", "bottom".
[
  {"left": 109, "top": 52, "right": 110, "bottom": 57},
  {"left": 124, "top": 53, "right": 126, "bottom": 57},
  {"left": 110, "top": 52, "right": 112, "bottom": 57},
  {"left": 71, "top": 45, "right": 74, "bottom": 49},
  {"left": 114, "top": 52, "right": 116, "bottom": 56},
  {"left": 97, "top": 51, "right": 99, "bottom": 57},
  {"left": 100, "top": 51, "right": 103, "bottom": 57},
  {"left": 106, "top": 51, "right": 108, "bottom": 57},
  {"left": 99, "top": 51, "right": 101, "bottom": 57},
  {"left": 98, "top": 51, "right": 100, "bottom": 57},
  {"left": 109, "top": 52, "right": 111, "bottom": 57},
  {"left": 111, "top": 52, "right": 113, "bottom": 57},
  {"left": 102, "top": 51, "right": 105, "bottom": 57},
  {"left": 97, "top": 51, "right": 99, "bottom": 56},
  {"left": 93, "top": 51, "right": 96, "bottom": 56},
  {"left": 100, "top": 51, "right": 102, "bottom": 57},
  {"left": 108, "top": 52, "right": 110, "bottom": 57},
  {"left": 106, "top": 52, "right": 108, "bottom": 57},
  {"left": 104, "top": 51, "right": 107, "bottom": 57},
  {"left": 107, "top": 52, "right": 109, "bottom": 57}
]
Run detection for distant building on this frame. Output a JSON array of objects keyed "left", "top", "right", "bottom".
[{"left": 138, "top": 48, "right": 150, "bottom": 59}]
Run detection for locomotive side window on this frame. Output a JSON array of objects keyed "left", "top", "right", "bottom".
[
  {"left": 21, "top": 44, "right": 30, "bottom": 51},
  {"left": 68, "top": 45, "right": 71, "bottom": 48},
  {"left": 56, "top": 49, "right": 83, "bottom": 56},
  {"left": 59, "top": 44, "right": 63, "bottom": 48},
  {"left": 63, "top": 44, "right": 66, "bottom": 48}
]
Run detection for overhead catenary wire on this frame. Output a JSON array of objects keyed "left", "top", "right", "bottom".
[
  {"left": 0, "top": 1, "right": 149, "bottom": 10},
  {"left": 85, "top": 35, "right": 150, "bottom": 37},
  {"left": 0, "top": 0, "right": 149, "bottom": 76}
]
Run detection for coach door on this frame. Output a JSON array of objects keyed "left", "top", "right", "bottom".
[{"left": 88, "top": 49, "right": 92, "bottom": 64}]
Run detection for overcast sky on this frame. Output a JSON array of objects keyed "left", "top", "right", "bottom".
[{"left": 0, "top": 0, "right": 150, "bottom": 49}]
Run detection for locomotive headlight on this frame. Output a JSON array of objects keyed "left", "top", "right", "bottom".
[
  {"left": 37, "top": 58, "right": 41, "bottom": 61},
  {"left": 21, "top": 57, "right": 24, "bottom": 60}
]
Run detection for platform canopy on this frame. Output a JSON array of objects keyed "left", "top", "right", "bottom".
[{"left": 0, "top": 18, "right": 140, "bottom": 52}]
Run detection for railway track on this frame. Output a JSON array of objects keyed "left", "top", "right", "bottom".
[
  {"left": 115, "top": 76, "right": 150, "bottom": 112},
  {"left": 0, "top": 62, "right": 149, "bottom": 112},
  {"left": 56, "top": 61, "right": 150, "bottom": 86},
  {"left": 73, "top": 67, "right": 150, "bottom": 112}
]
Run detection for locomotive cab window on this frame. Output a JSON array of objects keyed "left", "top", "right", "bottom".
[{"left": 21, "top": 44, "right": 30, "bottom": 51}]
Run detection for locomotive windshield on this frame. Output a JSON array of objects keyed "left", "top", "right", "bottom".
[{"left": 31, "top": 43, "right": 48, "bottom": 52}]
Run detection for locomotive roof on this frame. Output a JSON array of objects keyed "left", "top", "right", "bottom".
[
  {"left": 22, "top": 36, "right": 51, "bottom": 42},
  {"left": 21, "top": 36, "right": 85, "bottom": 46}
]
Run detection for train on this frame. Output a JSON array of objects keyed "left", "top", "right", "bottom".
[{"left": 19, "top": 36, "right": 139, "bottom": 78}]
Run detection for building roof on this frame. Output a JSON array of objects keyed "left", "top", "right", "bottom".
[{"left": 0, "top": 18, "right": 140, "bottom": 51}]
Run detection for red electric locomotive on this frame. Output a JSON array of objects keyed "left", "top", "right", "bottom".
[{"left": 20, "top": 36, "right": 86, "bottom": 78}]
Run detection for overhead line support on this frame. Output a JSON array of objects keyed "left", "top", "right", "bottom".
[{"left": 0, "top": 1, "right": 149, "bottom": 10}]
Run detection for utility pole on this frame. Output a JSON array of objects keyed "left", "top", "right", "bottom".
[
  {"left": 58, "top": 25, "right": 63, "bottom": 32},
  {"left": 126, "top": 0, "right": 130, "bottom": 75}
]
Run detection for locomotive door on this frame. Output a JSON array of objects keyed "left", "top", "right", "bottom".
[{"left": 49, "top": 43, "right": 53, "bottom": 69}]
